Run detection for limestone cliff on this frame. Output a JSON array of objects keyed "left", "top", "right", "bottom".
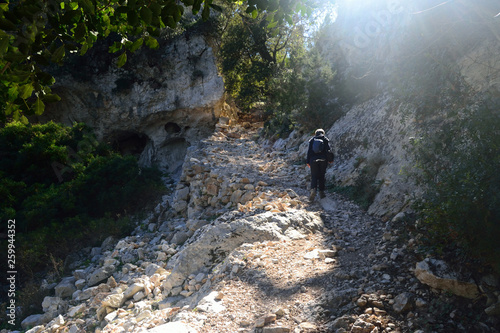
[{"left": 39, "top": 30, "right": 232, "bottom": 175}]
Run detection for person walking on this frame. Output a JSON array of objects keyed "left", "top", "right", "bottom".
[{"left": 306, "top": 129, "right": 332, "bottom": 201}]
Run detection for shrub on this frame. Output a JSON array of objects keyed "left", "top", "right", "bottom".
[
  {"left": 412, "top": 93, "right": 500, "bottom": 272},
  {"left": 0, "top": 121, "right": 165, "bottom": 323}
]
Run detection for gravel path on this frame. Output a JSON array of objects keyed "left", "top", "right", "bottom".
[{"left": 186, "top": 124, "right": 415, "bottom": 333}]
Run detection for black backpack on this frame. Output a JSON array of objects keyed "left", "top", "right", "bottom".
[{"left": 312, "top": 137, "right": 325, "bottom": 154}]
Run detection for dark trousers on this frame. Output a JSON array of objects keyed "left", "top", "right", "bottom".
[{"left": 310, "top": 159, "right": 328, "bottom": 191}]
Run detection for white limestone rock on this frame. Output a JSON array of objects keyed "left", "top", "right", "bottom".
[
  {"left": 87, "top": 265, "right": 116, "bottom": 287},
  {"left": 415, "top": 259, "right": 480, "bottom": 299},
  {"left": 54, "top": 277, "right": 77, "bottom": 298}
]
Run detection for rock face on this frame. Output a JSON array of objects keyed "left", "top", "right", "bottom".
[
  {"left": 325, "top": 96, "right": 416, "bottom": 218},
  {"left": 40, "top": 31, "right": 231, "bottom": 175}
]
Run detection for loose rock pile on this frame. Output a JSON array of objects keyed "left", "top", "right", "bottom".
[{"left": 7, "top": 120, "right": 500, "bottom": 333}]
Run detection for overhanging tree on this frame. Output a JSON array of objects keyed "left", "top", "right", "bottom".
[{"left": 0, "top": 0, "right": 316, "bottom": 123}]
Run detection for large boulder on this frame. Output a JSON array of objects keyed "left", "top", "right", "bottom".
[
  {"left": 21, "top": 314, "right": 45, "bottom": 330},
  {"left": 54, "top": 276, "right": 77, "bottom": 298},
  {"left": 87, "top": 265, "right": 116, "bottom": 287},
  {"left": 415, "top": 259, "right": 480, "bottom": 299}
]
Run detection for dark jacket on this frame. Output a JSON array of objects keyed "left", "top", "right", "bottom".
[{"left": 306, "top": 134, "right": 331, "bottom": 164}]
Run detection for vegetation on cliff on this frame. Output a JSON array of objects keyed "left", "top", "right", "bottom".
[{"left": 0, "top": 0, "right": 316, "bottom": 123}]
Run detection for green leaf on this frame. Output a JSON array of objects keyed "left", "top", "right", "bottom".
[
  {"left": 33, "top": 97, "right": 45, "bottom": 115},
  {"left": 267, "top": 20, "right": 277, "bottom": 28},
  {"left": 51, "top": 45, "right": 65, "bottom": 63},
  {"left": 267, "top": 0, "right": 278, "bottom": 12},
  {"left": 145, "top": 36, "right": 159, "bottom": 49},
  {"left": 5, "top": 102, "right": 15, "bottom": 115},
  {"left": 62, "top": 9, "right": 81, "bottom": 24},
  {"left": 164, "top": 16, "right": 176, "bottom": 29},
  {"left": 0, "top": 35, "right": 9, "bottom": 56},
  {"left": 43, "top": 94, "right": 61, "bottom": 103},
  {"left": 151, "top": 14, "right": 161, "bottom": 27},
  {"left": 193, "top": 0, "right": 203, "bottom": 14},
  {"left": 255, "top": 0, "right": 268, "bottom": 10},
  {"left": 8, "top": 70, "right": 30, "bottom": 82},
  {"left": 150, "top": 2, "right": 161, "bottom": 16},
  {"left": 19, "top": 84, "right": 34, "bottom": 99},
  {"left": 4, "top": 52, "right": 27, "bottom": 63},
  {"left": 127, "top": 0, "right": 137, "bottom": 9},
  {"left": 117, "top": 52, "right": 127, "bottom": 67},
  {"left": 35, "top": 72, "right": 56, "bottom": 85},
  {"left": 109, "top": 41, "right": 123, "bottom": 53},
  {"left": 81, "top": 41, "right": 90, "bottom": 55},
  {"left": 32, "top": 54, "right": 50, "bottom": 66},
  {"left": 296, "top": 3, "right": 306, "bottom": 15},
  {"left": 79, "top": 0, "right": 95, "bottom": 15},
  {"left": 7, "top": 86, "right": 19, "bottom": 100},
  {"left": 12, "top": 109, "right": 20, "bottom": 121},
  {"left": 251, "top": 9, "right": 258, "bottom": 19},
  {"left": 140, "top": 7, "right": 152, "bottom": 24},
  {"left": 175, "top": 5, "right": 184, "bottom": 21},
  {"left": 0, "top": 18, "right": 16, "bottom": 31},
  {"left": 74, "top": 22, "right": 86, "bottom": 41},
  {"left": 129, "top": 38, "right": 143, "bottom": 52}
]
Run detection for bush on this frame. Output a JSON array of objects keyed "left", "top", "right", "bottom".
[
  {"left": 412, "top": 92, "right": 500, "bottom": 272},
  {"left": 0, "top": 122, "right": 165, "bottom": 321}
]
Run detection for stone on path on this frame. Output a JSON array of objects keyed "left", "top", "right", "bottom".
[
  {"left": 320, "top": 197, "right": 337, "bottom": 211},
  {"left": 196, "top": 291, "right": 225, "bottom": 313},
  {"left": 415, "top": 259, "right": 480, "bottom": 299}
]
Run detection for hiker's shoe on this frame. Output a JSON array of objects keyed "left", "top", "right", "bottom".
[
  {"left": 319, "top": 191, "right": 326, "bottom": 199},
  {"left": 309, "top": 189, "right": 316, "bottom": 201}
]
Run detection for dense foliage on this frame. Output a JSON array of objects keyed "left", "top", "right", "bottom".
[
  {"left": 218, "top": 4, "right": 305, "bottom": 110},
  {"left": 0, "top": 122, "right": 165, "bottom": 284},
  {"left": 412, "top": 93, "right": 500, "bottom": 272},
  {"left": 217, "top": 6, "right": 342, "bottom": 135}
]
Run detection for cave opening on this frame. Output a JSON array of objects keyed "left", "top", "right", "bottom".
[
  {"left": 164, "top": 122, "right": 182, "bottom": 135},
  {"left": 111, "top": 131, "right": 149, "bottom": 157}
]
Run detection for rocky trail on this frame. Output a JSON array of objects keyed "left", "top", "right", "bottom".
[{"left": 11, "top": 120, "right": 500, "bottom": 333}]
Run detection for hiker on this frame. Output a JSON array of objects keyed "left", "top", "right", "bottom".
[{"left": 306, "top": 128, "right": 333, "bottom": 201}]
